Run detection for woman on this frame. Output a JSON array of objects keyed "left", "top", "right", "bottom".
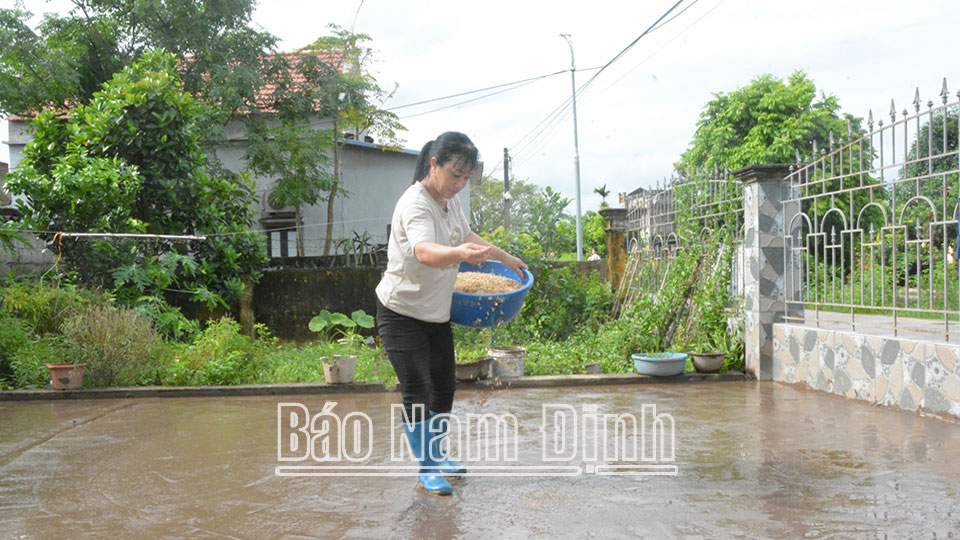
[{"left": 375, "top": 131, "right": 527, "bottom": 495}]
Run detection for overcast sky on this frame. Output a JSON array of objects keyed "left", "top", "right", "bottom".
[{"left": 7, "top": 0, "right": 960, "bottom": 214}]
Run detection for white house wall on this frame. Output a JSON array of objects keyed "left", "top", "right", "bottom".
[{"left": 294, "top": 140, "right": 472, "bottom": 256}]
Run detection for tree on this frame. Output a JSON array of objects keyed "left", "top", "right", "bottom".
[
  {"left": 7, "top": 51, "right": 266, "bottom": 308},
  {"left": 527, "top": 186, "right": 572, "bottom": 255},
  {"left": 678, "top": 71, "right": 880, "bottom": 259},
  {"left": 593, "top": 184, "right": 610, "bottom": 209},
  {"left": 301, "top": 24, "right": 405, "bottom": 256},
  {"left": 244, "top": 52, "right": 342, "bottom": 257},
  {"left": 680, "top": 71, "right": 858, "bottom": 172},
  {"left": 582, "top": 211, "right": 607, "bottom": 257},
  {"left": 469, "top": 175, "right": 540, "bottom": 234},
  {"left": 468, "top": 176, "right": 572, "bottom": 255},
  {"left": 0, "top": 0, "right": 276, "bottom": 124}
]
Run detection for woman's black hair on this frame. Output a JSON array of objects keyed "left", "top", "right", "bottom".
[{"left": 411, "top": 131, "right": 479, "bottom": 184}]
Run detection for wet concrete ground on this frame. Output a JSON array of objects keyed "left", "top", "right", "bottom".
[{"left": 2, "top": 381, "right": 960, "bottom": 539}]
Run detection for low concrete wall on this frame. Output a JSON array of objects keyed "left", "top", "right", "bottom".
[
  {"left": 0, "top": 233, "right": 54, "bottom": 276},
  {"left": 253, "top": 267, "right": 383, "bottom": 342},
  {"left": 773, "top": 323, "right": 960, "bottom": 420}
]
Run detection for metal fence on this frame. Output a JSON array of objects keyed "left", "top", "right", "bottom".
[
  {"left": 783, "top": 80, "right": 960, "bottom": 340},
  {"left": 624, "top": 168, "right": 743, "bottom": 256},
  {"left": 616, "top": 169, "right": 744, "bottom": 317}
]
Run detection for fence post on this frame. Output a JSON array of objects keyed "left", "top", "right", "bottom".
[
  {"left": 599, "top": 208, "right": 628, "bottom": 289},
  {"left": 734, "top": 164, "right": 796, "bottom": 380}
]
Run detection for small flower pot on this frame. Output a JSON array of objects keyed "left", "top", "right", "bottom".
[
  {"left": 322, "top": 355, "right": 357, "bottom": 384},
  {"left": 584, "top": 362, "right": 602, "bottom": 374},
  {"left": 46, "top": 363, "right": 87, "bottom": 390},
  {"left": 690, "top": 352, "right": 725, "bottom": 373},
  {"left": 455, "top": 357, "right": 492, "bottom": 382}
]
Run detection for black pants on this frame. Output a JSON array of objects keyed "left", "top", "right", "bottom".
[{"left": 376, "top": 298, "right": 456, "bottom": 424}]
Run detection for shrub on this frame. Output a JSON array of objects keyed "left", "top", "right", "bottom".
[
  {"left": 60, "top": 305, "right": 163, "bottom": 387},
  {"left": 0, "top": 316, "right": 33, "bottom": 383},
  {"left": 0, "top": 279, "right": 111, "bottom": 335},
  {"left": 133, "top": 295, "right": 201, "bottom": 342},
  {"left": 513, "top": 265, "right": 612, "bottom": 341},
  {"left": 352, "top": 346, "right": 396, "bottom": 387},
  {"left": 9, "top": 337, "right": 86, "bottom": 388},
  {"left": 161, "top": 318, "right": 273, "bottom": 385}
]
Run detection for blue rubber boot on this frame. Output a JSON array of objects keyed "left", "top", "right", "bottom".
[
  {"left": 430, "top": 412, "right": 467, "bottom": 476},
  {"left": 403, "top": 421, "right": 452, "bottom": 495}
]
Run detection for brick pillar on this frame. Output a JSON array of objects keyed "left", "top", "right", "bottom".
[
  {"left": 734, "top": 164, "right": 798, "bottom": 380},
  {"left": 599, "top": 208, "right": 627, "bottom": 290}
]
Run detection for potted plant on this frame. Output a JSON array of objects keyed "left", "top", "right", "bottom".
[
  {"left": 309, "top": 309, "right": 375, "bottom": 384},
  {"left": 687, "top": 235, "right": 735, "bottom": 373}
]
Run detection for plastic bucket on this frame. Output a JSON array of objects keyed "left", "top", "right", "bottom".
[{"left": 488, "top": 347, "right": 526, "bottom": 378}]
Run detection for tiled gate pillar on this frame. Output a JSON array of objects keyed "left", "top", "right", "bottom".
[{"left": 735, "top": 164, "right": 797, "bottom": 380}]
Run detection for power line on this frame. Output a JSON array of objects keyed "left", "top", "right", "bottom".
[
  {"left": 397, "top": 75, "right": 549, "bottom": 120},
  {"left": 507, "top": 0, "right": 691, "bottom": 168},
  {"left": 387, "top": 69, "right": 571, "bottom": 110},
  {"left": 598, "top": 0, "right": 721, "bottom": 98},
  {"left": 577, "top": 0, "right": 687, "bottom": 92},
  {"left": 390, "top": 66, "right": 602, "bottom": 121}
]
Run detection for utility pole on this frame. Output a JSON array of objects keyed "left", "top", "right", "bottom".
[
  {"left": 560, "top": 33, "right": 583, "bottom": 261},
  {"left": 503, "top": 147, "right": 511, "bottom": 231}
]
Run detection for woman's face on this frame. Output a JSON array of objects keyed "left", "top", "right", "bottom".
[{"left": 429, "top": 157, "right": 472, "bottom": 199}]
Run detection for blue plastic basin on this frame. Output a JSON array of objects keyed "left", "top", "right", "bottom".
[
  {"left": 450, "top": 260, "right": 534, "bottom": 328},
  {"left": 632, "top": 352, "right": 688, "bottom": 377}
]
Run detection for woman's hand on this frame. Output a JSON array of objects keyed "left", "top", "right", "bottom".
[
  {"left": 458, "top": 243, "right": 491, "bottom": 265},
  {"left": 502, "top": 254, "right": 528, "bottom": 280}
]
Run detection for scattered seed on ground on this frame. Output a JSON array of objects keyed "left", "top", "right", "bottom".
[{"left": 454, "top": 272, "right": 522, "bottom": 294}]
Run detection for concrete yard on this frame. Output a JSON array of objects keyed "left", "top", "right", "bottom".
[{"left": 2, "top": 381, "right": 959, "bottom": 539}]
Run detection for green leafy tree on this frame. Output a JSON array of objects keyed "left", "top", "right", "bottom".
[
  {"left": 7, "top": 51, "right": 266, "bottom": 308},
  {"left": 301, "top": 24, "right": 405, "bottom": 256},
  {"left": 680, "top": 71, "right": 856, "bottom": 172},
  {"left": 679, "top": 71, "right": 881, "bottom": 263},
  {"left": 0, "top": 0, "right": 275, "bottom": 124},
  {"left": 469, "top": 175, "right": 540, "bottom": 234},
  {"left": 527, "top": 186, "right": 572, "bottom": 255},
  {"left": 583, "top": 211, "right": 607, "bottom": 257},
  {"left": 244, "top": 52, "right": 344, "bottom": 257},
  {"left": 470, "top": 176, "right": 574, "bottom": 255}
]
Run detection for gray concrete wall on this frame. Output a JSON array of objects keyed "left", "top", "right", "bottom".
[{"left": 773, "top": 323, "right": 960, "bottom": 419}]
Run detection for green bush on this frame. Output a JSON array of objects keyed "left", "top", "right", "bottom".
[
  {"left": 512, "top": 265, "right": 612, "bottom": 341},
  {"left": 0, "top": 279, "right": 112, "bottom": 335},
  {"left": 9, "top": 337, "right": 86, "bottom": 388},
  {"left": 352, "top": 346, "right": 397, "bottom": 387},
  {"left": 161, "top": 317, "right": 274, "bottom": 385},
  {"left": 0, "top": 315, "right": 33, "bottom": 383},
  {"left": 133, "top": 295, "right": 201, "bottom": 342},
  {"left": 60, "top": 305, "right": 164, "bottom": 387}
]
